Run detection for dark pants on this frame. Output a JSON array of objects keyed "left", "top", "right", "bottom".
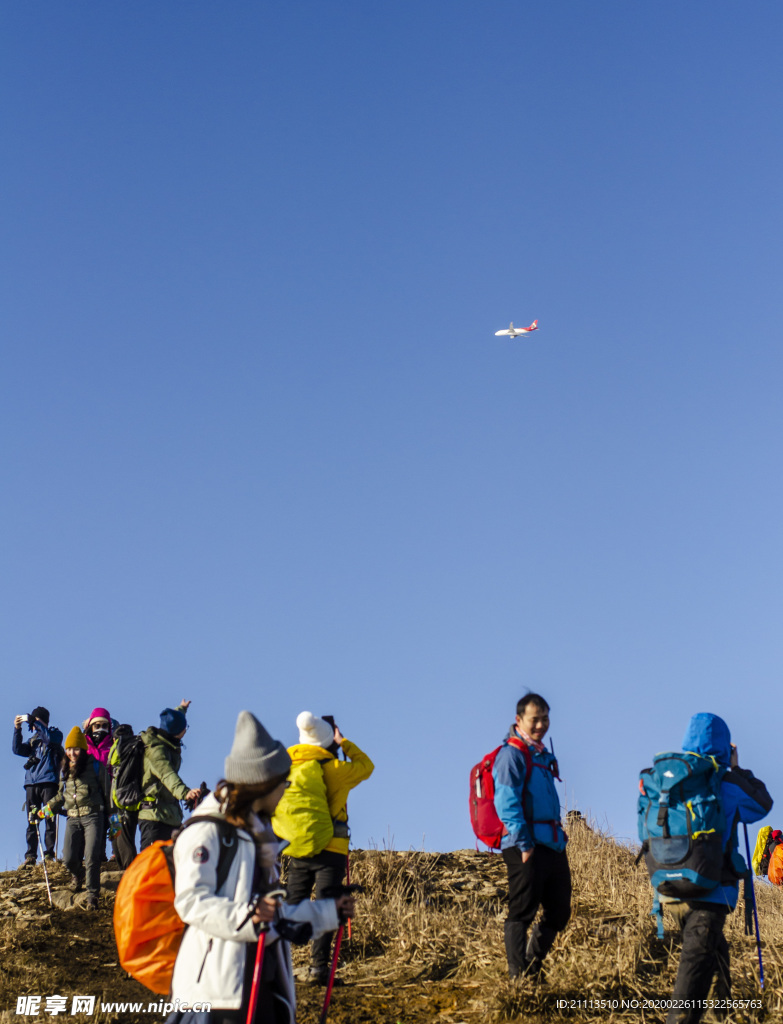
[
  {"left": 666, "top": 904, "right": 731, "bottom": 1024},
  {"left": 24, "top": 783, "right": 58, "bottom": 861},
  {"left": 501, "top": 844, "right": 571, "bottom": 977},
  {"left": 63, "top": 813, "right": 103, "bottom": 900},
  {"left": 114, "top": 810, "right": 139, "bottom": 869},
  {"left": 139, "top": 819, "right": 176, "bottom": 850},
  {"left": 285, "top": 850, "right": 347, "bottom": 974}
]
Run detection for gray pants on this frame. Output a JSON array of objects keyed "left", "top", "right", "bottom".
[
  {"left": 62, "top": 813, "right": 103, "bottom": 900},
  {"left": 666, "top": 902, "right": 731, "bottom": 1024}
]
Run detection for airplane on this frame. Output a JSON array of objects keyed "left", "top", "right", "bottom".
[{"left": 494, "top": 320, "right": 539, "bottom": 338}]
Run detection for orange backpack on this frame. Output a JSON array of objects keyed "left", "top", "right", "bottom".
[
  {"left": 113, "top": 817, "right": 238, "bottom": 995},
  {"left": 768, "top": 843, "right": 783, "bottom": 887}
]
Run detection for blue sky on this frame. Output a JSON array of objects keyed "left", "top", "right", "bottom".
[{"left": 2, "top": 3, "right": 782, "bottom": 869}]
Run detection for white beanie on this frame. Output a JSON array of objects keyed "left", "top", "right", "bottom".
[
  {"left": 224, "top": 711, "right": 291, "bottom": 785},
  {"left": 297, "top": 711, "right": 334, "bottom": 749}
]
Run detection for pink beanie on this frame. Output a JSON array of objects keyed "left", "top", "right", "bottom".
[{"left": 88, "top": 707, "right": 111, "bottom": 723}]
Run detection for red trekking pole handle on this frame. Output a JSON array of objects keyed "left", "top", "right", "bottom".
[{"left": 318, "top": 923, "right": 344, "bottom": 1024}]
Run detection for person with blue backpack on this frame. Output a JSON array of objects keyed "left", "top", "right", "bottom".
[
  {"left": 492, "top": 692, "right": 570, "bottom": 979},
  {"left": 638, "top": 712, "right": 772, "bottom": 1024}
]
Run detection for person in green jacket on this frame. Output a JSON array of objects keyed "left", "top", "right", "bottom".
[
  {"left": 138, "top": 700, "right": 201, "bottom": 850},
  {"left": 37, "top": 726, "right": 105, "bottom": 909}
]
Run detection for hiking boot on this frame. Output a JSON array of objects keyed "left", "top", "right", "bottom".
[
  {"left": 306, "top": 969, "right": 343, "bottom": 987},
  {"left": 43, "top": 853, "right": 55, "bottom": 862},
  {"left": 85, "top": 894, "right": 99, "bottom": 911},
  {"left": 70, "top": 874, "right": 85, "bottom": 893},
  {"left": 22, "top": 857, "right": 36, "bottom": 870}
]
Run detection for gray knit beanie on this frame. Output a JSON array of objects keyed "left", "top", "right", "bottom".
[{"left": 224, "top": 711, "right": 291, "bottom": 785}]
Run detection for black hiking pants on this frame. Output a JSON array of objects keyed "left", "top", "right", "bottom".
[
  {"left": 502, "top": 844, "right": 571, "bottom": 976},
  {"left": 24, "top": 783, "right": 58, "bottom": 861},
  {"left": 285, "top": 850, "right": 347, "bottom": 975},
  {"left": 114, "top": 810, "right": 139, "bottom": 869},
  {"left": 666, "top": 903, "right": 731, "bottom": 1024},
  {"left": 139, "top": 819, "right": 176, "bottom": 850}
]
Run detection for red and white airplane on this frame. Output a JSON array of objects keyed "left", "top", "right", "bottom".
[{"left": 494, "top": 320, "right": 539, "bottom": 338}]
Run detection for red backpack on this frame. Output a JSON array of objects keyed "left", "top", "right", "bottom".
[{"left": 469, "top": 737, "right": 532, "bottom": 849}]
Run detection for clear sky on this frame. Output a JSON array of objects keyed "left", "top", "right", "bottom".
[{"left": 2, "top": 3, "right": 782, "bottom": 870}]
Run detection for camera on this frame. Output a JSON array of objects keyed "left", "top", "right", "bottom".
[{"left": 23, "top": 756, "right": 40, "bottom": 771}]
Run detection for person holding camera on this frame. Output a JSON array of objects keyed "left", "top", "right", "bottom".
[
  {"left": 272, "top": 712, "right": 374, "bottom": 985},
  {"left": 138, "top": 700, "right": 201, "bottom": 850},
  {"left": 12, "top": 707, "right": 64, "bottom": 868},
  {"left": 37, "top": 726, "right": 106, "bottom": 909}
]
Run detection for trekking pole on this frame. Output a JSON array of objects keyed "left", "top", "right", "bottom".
[
  {"left": 242, "top": 888, "right": 286, "bottom": 1024},
  {"left": 743, "top": 824, "right": 764, "bottom": 990},
  {"left": 345, "top": 852, "right": 352, "bottom": 942},
  {"left": 319, "top": 884, "right": 363, "bottom": 1024},
  {"left": 319, "top": 921, "right": 344, "bottom": 1024},
  {"left": 36, "top": 825, "right": 53, "bottom": 908}
]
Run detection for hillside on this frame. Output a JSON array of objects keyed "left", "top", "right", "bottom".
[{"left": 1, "top": 823, "right": 781, "bottom": 1023}]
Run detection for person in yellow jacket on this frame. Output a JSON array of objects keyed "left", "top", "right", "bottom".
[{"left": 272, "top": 711, "right": 374, "bottom": 984}]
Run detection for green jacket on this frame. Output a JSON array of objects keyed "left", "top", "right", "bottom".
[
  {"left": 138, "top": 727, "right": 189, "bottom": 826},
  {"left": 49, "top": 757, "right": 105, "bottom": 818}
]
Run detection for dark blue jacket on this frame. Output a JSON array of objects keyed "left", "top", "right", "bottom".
[
  {"left": 681, "top": 713, "right": 772, "bottom": 908},
  {"left": 492, "top": 729, "right": 566, "bottom": 853},
  {"left": 12, "top": 721, "right": 63, "bottom": 786}
]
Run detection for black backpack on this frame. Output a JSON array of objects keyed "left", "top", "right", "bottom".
[
  {"left": 760, "top": 831, "right": 783, "bottom": 876},
  {"left": 109, "top": 724, "right": 146, "bottom": 811}
]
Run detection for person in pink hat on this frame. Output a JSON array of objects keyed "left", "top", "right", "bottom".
[{"left": 83, "top": 707, "right": 115, "bottom": 859}]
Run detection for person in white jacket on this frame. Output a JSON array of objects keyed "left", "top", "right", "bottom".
[{"left": 166, "top": 711, "right": 355, "bottom": 1024}]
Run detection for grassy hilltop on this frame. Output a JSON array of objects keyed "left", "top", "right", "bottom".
[{"left": 1, "top": 823, "right": 782, "bottom": 1024}]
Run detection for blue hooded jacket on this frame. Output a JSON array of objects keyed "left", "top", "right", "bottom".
[
  {"left": 681, "top": 713, "right": 772, "bottom": 908},
  {"left": 12, "top": 720, "right": 64, "bottom": 786},
  {"left": 492, "top": 729, "right": 566, "bottom": 853}
]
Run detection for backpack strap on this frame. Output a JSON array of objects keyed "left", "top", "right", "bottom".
[
  {"left": 176, "top": 814, "right": 240, "bottom": 891},
  {"left": 506, "top": 736, "right": 533, "bottom": 825},
  {"left": 651, "top": 893, "right": 664, "bottom": 939}
]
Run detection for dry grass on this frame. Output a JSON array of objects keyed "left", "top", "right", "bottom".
[
  {"left": 306, "top": 822, "right": 783, "bottom": 1022},
  {"left": 3, "top": 826, "right": 783, "bottom": 1022}
]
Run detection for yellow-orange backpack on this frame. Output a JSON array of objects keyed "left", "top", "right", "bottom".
[
  {"left": 768, "top": 843, "right": 783, "bottom": 887},
  {"left": 113, "top": 816, "right": 238, "bottom": 994}
]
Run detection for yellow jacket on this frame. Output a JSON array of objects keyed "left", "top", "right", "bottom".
[{"left": 272, "top": 738, "right": 374, "bottom": 858}]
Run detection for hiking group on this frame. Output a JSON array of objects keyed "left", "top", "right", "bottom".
[
  {"left": 14, "top": 703, "right": 373, "bottom": 1024},
  {"left": 13, "top": 701, "right": 201, "bottom": 909},
  {"left": 13, "top": 693, "right": 775, "bottom": 1024}
]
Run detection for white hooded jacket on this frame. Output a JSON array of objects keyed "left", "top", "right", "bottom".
[{"left": 170, "top": 793, "right": 340, "bottom": 1015}]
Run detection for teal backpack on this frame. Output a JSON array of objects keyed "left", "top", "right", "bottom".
[{"left": 638, "top": 751, "right": 728, "bottom": 900}]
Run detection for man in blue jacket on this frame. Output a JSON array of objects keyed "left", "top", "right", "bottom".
[
  {"left": 493, "top": 693, "right": 570, "bottom": 978},
  {"left": 663, "top": 713, "right": 772, "bottom": 1024},
  {"left": 12, "top": 707, "right": 63, "bottom": 867}
]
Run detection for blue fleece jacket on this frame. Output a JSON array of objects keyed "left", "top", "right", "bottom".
[
  {"left": 681, "top": 713, "right": 772, "bottom": 908},
  {"left": 12, "top": 721, "right": 63, "bottom": 786},
  {"left": 492, "top": 729, "right": 566, "bottom": 853}
]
